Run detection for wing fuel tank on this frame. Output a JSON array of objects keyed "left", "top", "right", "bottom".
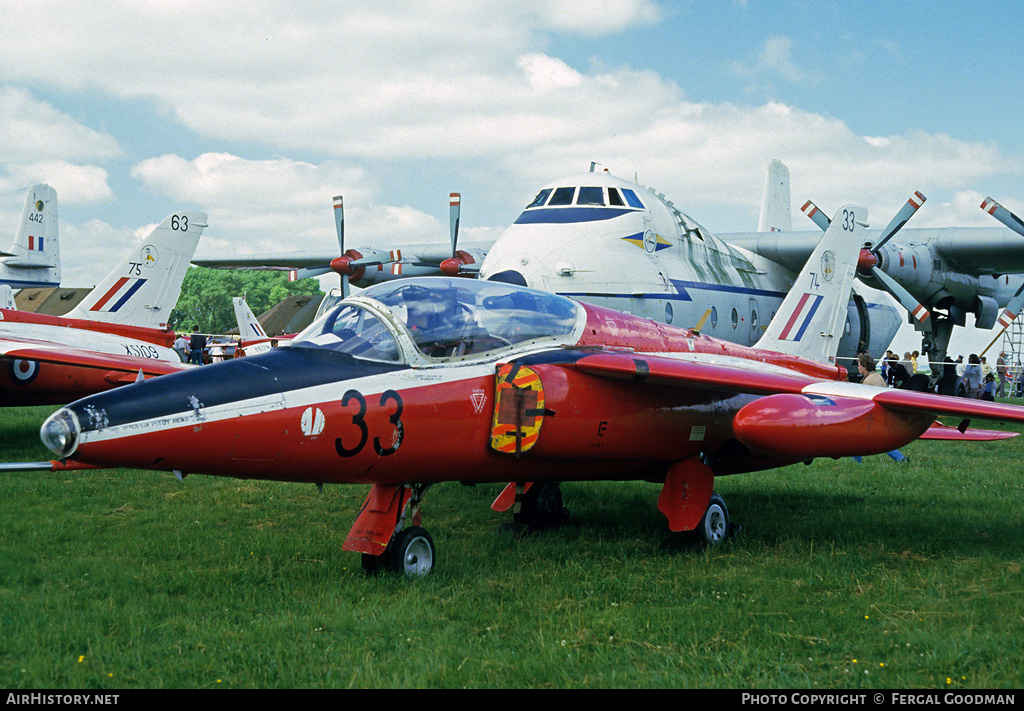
[{"left": 732, "top": 393, "right": 934, "bottom": 458}]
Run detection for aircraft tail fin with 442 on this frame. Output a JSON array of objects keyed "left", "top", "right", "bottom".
[{"left": 1, "top": 184, "right": 59, "bottom": 290}]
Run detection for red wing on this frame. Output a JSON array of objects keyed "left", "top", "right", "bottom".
[
  {"left": 869, "top": 387, "right": 1024, "bottom": 424},
  {"left": 572, "top": 351, "right": 1024, "bottom": 456},
  {"left": 572, "top": 351, "right": 820, "bottom": 395}
]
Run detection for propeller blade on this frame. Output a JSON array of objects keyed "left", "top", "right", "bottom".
[
  {"left": 871, "top": 265, "right": 930, "bottom": 326},
  {"left": 801, "top": 201, "right": 830, "bottom": 231},
  {"left": 333, "top": 195, "right": 349, "bottom": 298},
  {"left": 450, "top": 193, "right": 461, "bottom": 257},
  {"left": 981, "top": 197, "right": 1024, "bottom": 239},
  {"left": 873, "top": 191, "right": 926, "bottom": 253},
  {"left": 289, "top": 266, "right": 333, "bottom": 281},
  {"left": 996, "top": 283, "right": 1024, "bottom": 330}
]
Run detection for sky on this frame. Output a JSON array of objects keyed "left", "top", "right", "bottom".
[{"left": 1, "top": 0, "right": 1022, "bottom": 357}]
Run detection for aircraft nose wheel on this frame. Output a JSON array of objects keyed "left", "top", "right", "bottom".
[
  {"left": 385, "top": 526, "right": 436, "bottom": 576},
  {"left": 698, "top": 493, "right": 730, "bottom": 547}
]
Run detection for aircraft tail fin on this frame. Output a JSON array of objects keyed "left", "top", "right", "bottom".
[
  {"left": 232, "top": 296, "right": 268, "bottom": 340},
  {"left": 755, "top": 204, "right": 865, "bottom": 363},
  {"left": 757, "top": 160, "right": 791, "bottom": 233},
  {"left": 1, "top": 184, "right": 59, "bottom": 287},
  {"left": 67, "top": 211, "right": 207, "bottom": 329}
]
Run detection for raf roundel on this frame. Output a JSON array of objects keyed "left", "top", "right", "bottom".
[{"left": 10, "top": 359, "right": 39, "bottom": 384}]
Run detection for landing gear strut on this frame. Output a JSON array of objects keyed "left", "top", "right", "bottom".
[
  {"left": 513, "top": 482, "right": 570, "bottom": 529},
  {"left": 357, "top": 483, "right": 437, "bottom": 577}
]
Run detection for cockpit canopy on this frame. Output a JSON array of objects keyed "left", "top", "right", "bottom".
[
  {"left": 525, "top": 184, "right": 646, "bottom": 210},
  {"left": 289, "top": 278, "right": 583, "bottom": 363}
]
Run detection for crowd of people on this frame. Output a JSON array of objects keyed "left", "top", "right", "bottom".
[
  {"left": 171, "top": 326, "right": 278, "bottom": 364},
  {"left": 857, "top": 347, "right": 1016, "bottom": 401}
]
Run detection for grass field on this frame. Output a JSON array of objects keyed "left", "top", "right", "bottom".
[{"left": 1, "top": 403, "right": 1022, "bottom": 689}]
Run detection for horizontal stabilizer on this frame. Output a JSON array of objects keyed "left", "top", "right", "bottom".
[{"left": 919, "top": 421, "right": 1017, "bottom": 441}]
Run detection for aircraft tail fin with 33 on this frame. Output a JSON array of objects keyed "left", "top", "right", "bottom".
[{"left": 755, "top": 204, "right": 864, "bottom": 364}]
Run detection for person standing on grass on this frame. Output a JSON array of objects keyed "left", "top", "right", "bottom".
[
  {"left": 964, "top": 354, "right": 983, "bottom": 399},
  {"left": 189, "top": 327, "right": 207, "bottom": 365},
  {"left": 997, "top": 352, "right": 1008, "bottom": 397},
  {"left": 854, "top": 353, "right": 908, "bottom": 463}
]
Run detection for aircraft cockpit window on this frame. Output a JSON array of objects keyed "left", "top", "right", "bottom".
[
  {"left": 607, "top": 188, "right": 625, "bottom": 206},
  {"left": 289, "top": 305, "right": 402, "bottom": 362},
  {"left": 548, "top": 187, "right": 576, "bottom": 206},
  {"left": 576, "top": 187, "right": 604, "bottom": 206},
  {"left": 526, "top": 188, "right": 552, "bottom": 208},
  {"left": 364, "top": 279, "right": 581, "bottom": 361},
  {"left": 620, "top": 188, "right": 645, "bottom": 209}
]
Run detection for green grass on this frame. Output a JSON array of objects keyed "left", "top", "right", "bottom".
[{"left": 1, "top": 404, "right": 1023, "bottom": 688}]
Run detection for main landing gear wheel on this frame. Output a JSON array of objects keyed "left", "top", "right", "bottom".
[
  {"left": 513, "top": 482, "right": 570, "bottom": 529},
  {"left": 385, "top": 526, "right": 436, "bottom": 576},
  {"left": 697, "top": 492, "right": 730, "bottom": 548}
]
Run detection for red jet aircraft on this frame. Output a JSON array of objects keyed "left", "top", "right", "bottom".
[{"left": 31, "top": 205, "right": 1024, "bottom": 575}]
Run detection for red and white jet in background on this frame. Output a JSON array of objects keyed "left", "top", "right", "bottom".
[
  {"left": 30, "top": 204, "right": 1024, "bottom": 576},
  {"left": 0, "top": 212, "right": 206, "bottom": 405}
]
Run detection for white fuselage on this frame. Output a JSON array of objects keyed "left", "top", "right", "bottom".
[
  {"left": 478, "top": 172, "right": 901, "bottom": 361},
  {"left": 0, "top": 319, "right": 180, "bottom": 362}
]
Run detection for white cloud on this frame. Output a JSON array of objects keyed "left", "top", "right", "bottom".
[
  {"left": 730, "top": 35, "right": 822, "bottom": 86},
  {"left": 537, "top": 0, "right": 661, "bottom": 36},
  {"left": 0, "top": 87, "right": 121, "bottom": 163},
  {"left": 1, "top": 161, "right": 113, "bottom": 203},
  {"left": 132, "top": 152, "right": 444, "bottom": 257},
  {"left": 518, "top": 54, "right": 585, "bottom": 91}
]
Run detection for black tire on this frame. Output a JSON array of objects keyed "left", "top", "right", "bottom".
[
  {"left": 385, "top": 526, "right": 436, "bottom": 576},
  {"left": 361, "top": 552, "right": 384, "bottom": 576},
  {"left": 697, "top": 493, "right": 730, "bottom": 547},
  {"left": 512, "top": 482, "right": 569, "bottom": 529}
]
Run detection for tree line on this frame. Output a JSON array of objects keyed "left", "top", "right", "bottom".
[{"left": 169, "top": 267, "right": 324, "bottom": 334}]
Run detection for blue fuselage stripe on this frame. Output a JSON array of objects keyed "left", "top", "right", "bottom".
[
  {"left": 514, "top": 207, "right": 638, "bottom": 224},
  {"left": 558, "top": 280, "right": 789, "bottom": 302}
]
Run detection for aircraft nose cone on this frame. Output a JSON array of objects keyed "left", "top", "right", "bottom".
[{"left": 40, "top": 408, "right": 81, "bottom": 459}]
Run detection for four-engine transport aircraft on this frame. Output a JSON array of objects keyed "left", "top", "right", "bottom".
[
  {"left": 476, "top": 167, "right": 903, "bottom": 365},
  {"left": 0, "top": 211, "right": 207, "bottom": 405},
  {"left": 26, "top": 203, "right": 1024, "bottom": 576},
  {"left": 1, "top": 184, "right": 59, "bottom": 290},
  {"left": 722, "top": 161, "right": 1024, "bottom": 372}
]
